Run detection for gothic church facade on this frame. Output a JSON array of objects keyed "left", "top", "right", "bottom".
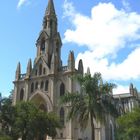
[
  {"left": 13, "top": 0, "right": 86, "bottom": 140},
  {"left": 13, "top": 0, "right": 112, "bottom": 140}
]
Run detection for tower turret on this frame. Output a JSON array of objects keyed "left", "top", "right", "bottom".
[
  {"left": 78, "top": 59, "right": 84, "bottom": 75},
  {"left": 68, "top": 51, "right": 75, "bottom": 72},
  {"left": 129, "top": 83, "right": 134, "bottom": 95},
  {"left": 26, "top": 59, "right": 32, "bottom": 78},
  {"left": 86, "top": 67, "right": 91, "bottom": 75},
  {"left": 15, "top": 62, "right": 21, "bottom": 81}
]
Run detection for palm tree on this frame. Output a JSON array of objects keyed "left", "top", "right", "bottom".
[{"left": 61, "top": 72, "right": 118, "bottom": 140}]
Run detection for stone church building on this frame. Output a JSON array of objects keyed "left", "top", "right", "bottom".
[{"left": 13, "top": 0, "right": 115, "bottom": 140}]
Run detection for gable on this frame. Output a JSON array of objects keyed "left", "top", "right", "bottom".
[
  {"left": 36, "top": 30, "right": 49, "bottom": 43},
  {"left": 31, "top": 57, "right": 50, "bottom": 77}
]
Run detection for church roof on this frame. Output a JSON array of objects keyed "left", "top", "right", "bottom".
[{"left": 113, "top": 93, "right": 133, "bottom": 99}]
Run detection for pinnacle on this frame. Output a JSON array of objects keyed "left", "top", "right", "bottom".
[{"left": 45, "top": 0, "right": 56, "bottom": 15}]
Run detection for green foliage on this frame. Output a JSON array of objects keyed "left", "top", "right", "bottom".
[
  {"left": 116, "top": 107, "right": 140, "bottom": 140},
  {"left": 61, "top": 73, "right": 118, "bottom": 140},
  {"left": 13, "top": 101, "right": 60, "bottom": 140},
  {"left": 0, "top": 135, "right": 12, "bottom": 140},
  {"left": 0, "top": 98, "right": 15, "bottom": 137},
  {"left": 0, "top": 98, "right": 60, "bottom": 140}
]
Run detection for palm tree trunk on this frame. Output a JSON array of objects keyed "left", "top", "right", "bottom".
[{"left": 90, "top": 112, "right": 95, "bottom": 140}]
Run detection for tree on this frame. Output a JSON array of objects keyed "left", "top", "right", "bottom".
[
  {"left": 0, "top": 135, "right": 12, "bottom": 140},
  {"left": 61, "top": 72, "right": 118, "bottom": 140},
  {"left": 0, "top": 97, "right": 60, "bottom": 140},
  {"left": 12, "top": 102, "right": 61, "bottom": 140},
  {"left": 116, "top": 107, "right": 140, "bottom": 140},
  {"left": 0, "top": 97, "right": 15, "bottom": 137}
]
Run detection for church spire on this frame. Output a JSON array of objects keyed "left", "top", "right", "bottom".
[
  {"left": 43, "top": 0, "right": 57, "bottom": 34},
  {"left": 45, "top": 0, "right": 56, "bottom": 15}
]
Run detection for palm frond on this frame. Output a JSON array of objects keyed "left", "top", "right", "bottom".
[{"left": 60, "top": 72, "right": 118, "bottom": 138}]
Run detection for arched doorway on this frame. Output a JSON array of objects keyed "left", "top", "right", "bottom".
[
  {"left": 39, "top": 103, "right": 47, "bottom": 111},
  {"left": 29, "top": 91, "right": 53, "bottom": 112},
  {"left": 20, "top": 88, "right": 24, "bottom": 101},
  {"left": 29, "top": 92, "right": 53, "bottom": 140}
]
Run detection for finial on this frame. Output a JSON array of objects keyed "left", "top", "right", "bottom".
[
  {"left": 15, "top": 62, "right": 21, "bottom": 80},
  {"left": 68, "top": 51, "right": 75, "bottom": 61},
  {"left": 68, "top": 51, "right": 75, "bottom": 71},
  {"left": 78, "top": 59, "right": 84, "bottom": 75},
  {"left": 87, "top": 67, "right": 91, "bottom": 75},
  {"left": 129, "top": 83, "right": 134, "bottom": 95},
  {"left": 26, "top": 59, "right": 32, "bottom": 78}
]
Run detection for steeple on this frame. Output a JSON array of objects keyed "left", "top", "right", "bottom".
[
  {"left": 35, "top": 0, "right": 62, "bottom": 69},
  {"left": 43, "top": 0, "right": 57, "bottom": 35},
  {"left": 45, "top": 0, "right": 56, "bottom": 15}
]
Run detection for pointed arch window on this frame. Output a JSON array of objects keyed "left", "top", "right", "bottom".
[
  {"left": 60, "top": 107, "right": 65, "bottom": 126},
  {"left": 45, "top": 80, "right": 49, "bottom": 91},
  {"left": 43, "top": 68, "right": 46, "bottom": 75},
  {"left": 20, "top": 89, "right": 24, "bottom": 101},
  {"left": 50, "top": 20, "right": 53, "bottom": 28},
  {"left": 35, "top": 69, "right": 38, "bottom": 76},
  {"left": 31, "top": 83, "right": 34, "bottom": 93},
  {"left": 60, "top": 83, "right": 65, "bottom": 96},
  {"left": 39, "top": 64, "right": 42, "bottom": 75},
  {"left": 35, "top": 82, "right": 38, "bottom": 90},
  {"left": 41, "top": 81, "right": 44, "bottom": 89},
  {"left": 40, "top": 39, "right": 45, "bottom": 54}
]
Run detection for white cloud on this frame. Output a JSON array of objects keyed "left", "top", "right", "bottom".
[
  {"left": 113, "top": 84, "right": 129, "bottom": 94},
  {"left": 76, "top": 47, "right": 140, "bottom": 81},
  {"left": 63, "top": 0, "right": 75, "bottom": 18},
  {"left": 17, "top": 0, "right": 28, "bottom": 9},
  {"left": 63, "top": 1, "right": 140, "bottom": 82},
  {"left": 63, "top": 2, "right": 140, "bottom": 58}
]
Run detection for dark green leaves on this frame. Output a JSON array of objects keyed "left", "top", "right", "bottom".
[
  {"left": 116, "top": 107, "right": 140, "bottom": 140},
  {"left": 61, "top": 72, "right": 118, "bottom": 140},
  {"left": 0, "top": 99, "right": 60, "bottom": 140}
]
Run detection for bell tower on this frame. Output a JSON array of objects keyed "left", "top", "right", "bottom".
[{"left": 35, "top": 0, "right": 62, "bottom": 69}]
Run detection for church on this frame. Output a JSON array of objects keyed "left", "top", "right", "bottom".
[
  {"left": 13, "top": 0, "right": 85, "bottom": 139},
  {"left": 12, "top": 0, "right": 121, "bottom": 140}
]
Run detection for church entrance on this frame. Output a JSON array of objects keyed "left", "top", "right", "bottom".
[
  {"left": 30, "top": 93, "right": 48, "bottom": 111},
  {"left": 29, "top": 92, "right": 53, "bottom": 140}
]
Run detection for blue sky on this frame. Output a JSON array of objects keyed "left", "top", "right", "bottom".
[{"left": 1, "top": 0, "right": 140, "bottom": 96}]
